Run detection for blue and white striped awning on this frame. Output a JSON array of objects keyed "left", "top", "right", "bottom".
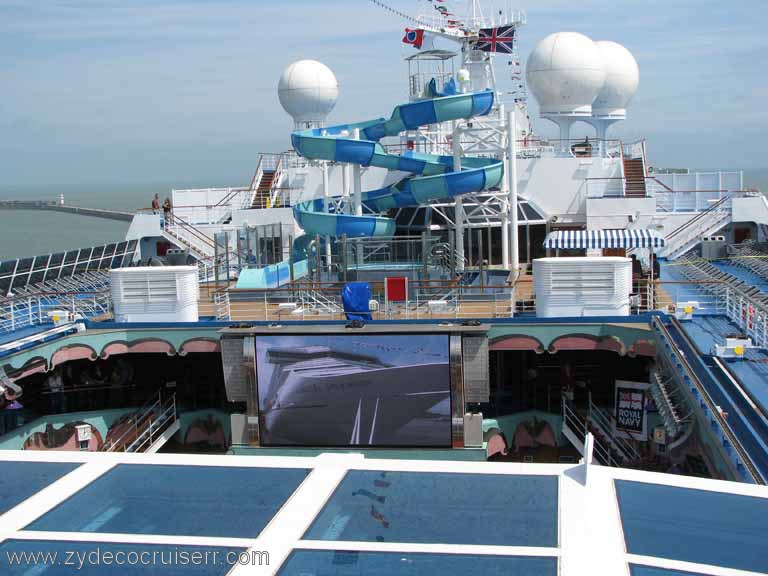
[{"left": 544, "top": 229, "right": 666, "bottom": 250}]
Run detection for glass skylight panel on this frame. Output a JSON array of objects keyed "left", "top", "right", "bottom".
[
  {"left": 279, "top": 551, "right": 557, "bottom": 576},
  {"left": 630, "top": 566, "right": 710, "bottom": 576},
  {"left": 305, "top": 470, "right": 558, "bottom": 546},
  {"left": 0, "top": 461, "right": 80, "bottom": 515},
  {"left": 0, "top": 540, "right": 243, "bottom": 575},
  {"left": 26, "top": 464, "right": 309, "bottom": 538},
  {"left": 616, "top": 480, "right": 768, "bottom": 573}
]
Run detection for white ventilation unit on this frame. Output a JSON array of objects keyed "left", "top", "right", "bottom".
[
  {"left": 534, "top": 257, "right": 632, "bottom": 318},
  {"left": 110, "top": 266, "right": 199, "bottom": 323}
]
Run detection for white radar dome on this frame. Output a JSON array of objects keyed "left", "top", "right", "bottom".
[
  {"left": 592, "top": 41, "right": 639, "bottom": 118},
  {"left": 526, "top": 32, "right": 606, "bottom": 116},
  {"left": 278, "top": 60, "right": 339, "bottom": 125}
]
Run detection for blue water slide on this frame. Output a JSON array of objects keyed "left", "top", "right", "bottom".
[
  {"left": 291, "top": 90, "right": 503, "bottom": 241},
  {"left": 235, "top": 90, "right": 503, "bottom": 289}
]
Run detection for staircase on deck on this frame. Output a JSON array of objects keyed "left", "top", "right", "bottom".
[
  {"left": 623, "top": 157, "right": 647, "bottom": 198},
  {"left": 661, "top": 196, "right": 732, "bottom": 260},
  {"left": 162, "top": 214, "right": 217, "bottom": 260},
  {"left": 102, "top": 391, "right": 178, "bottom": 453},
  {"left": 621, "top": 141, "right": 648, "bottom": 198},
  {"left": 561, "top": 395, "right": 641, "bottom": 467},
  {"left": 249, "top": 154, "right": 284, "bottom": 210},
  {"left": 251, "top": 170, "right": 277, "bottom": 209}
]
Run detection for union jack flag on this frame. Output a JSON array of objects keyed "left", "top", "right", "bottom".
[{"left": 475, "top": 25, "right": 516, "bottom": 54}]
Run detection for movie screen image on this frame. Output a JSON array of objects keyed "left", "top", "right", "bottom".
[{"left": 256, "top": 334, "right": 451, "bottom": 447}]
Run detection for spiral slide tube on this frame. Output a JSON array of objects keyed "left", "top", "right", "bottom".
[{"left": 236, "top": 91, "right": 503, "bottom": 289}]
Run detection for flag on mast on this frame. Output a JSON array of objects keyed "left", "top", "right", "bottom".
[
  {"left": 402, "top": 28, "right": 425, "bottom": 49},
  {"left": 475, "top": 25, "right": 516, "bottom": 54}
]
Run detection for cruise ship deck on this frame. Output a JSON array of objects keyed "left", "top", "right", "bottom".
[{"left": 3, "top": 0, "right": 768, "bottom": 573}]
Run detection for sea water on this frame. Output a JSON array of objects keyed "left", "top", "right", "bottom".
[{"left": 1, "top": 170, "right": 767, "bottom": 261}]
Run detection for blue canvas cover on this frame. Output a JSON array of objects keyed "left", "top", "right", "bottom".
[{"left": 342, "top": 282, "right": 372, "bottom": 321}]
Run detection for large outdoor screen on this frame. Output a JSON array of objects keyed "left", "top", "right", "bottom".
[{"left": 255, "top": 334, "right": 451, "bottom": 447}]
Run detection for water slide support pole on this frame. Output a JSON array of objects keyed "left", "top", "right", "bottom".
[
  {"left": 322, "top": 162, "right": 332, "bottom": 272},
  {"left": 507, "top": 108, "right": 519, "bottom": 317},
  {"left": 452, "top": 121, "right": 465, "bottom": 272},
  {"left": 352, "top": 128, "right": 363, "bottom": 267},
  {"left": 500, "top": 104, "right": 510, "bottom": 268},
  {"left": 342, "top": 160, "right": 350, "bottom": 213}
]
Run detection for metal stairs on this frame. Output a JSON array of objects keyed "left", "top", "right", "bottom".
[
  {"left": 561, "top": 396, "right": 640, "bottom": 467},
  {"left": 298, "top": 286, "right": 343, "bottom": 314},
  {"left": 661, "top": 196, "right": 732, "bottom": 260},
  {"left": 623, "top": 157, "right": 647, "bottom": 197},
  {"left": 251, "top": 170, "right": 277, "bottom": 209},
  {"left": 103, "top": 391, "right": 178, "bottom": 453},
  {"left": 162, "top": 215, "right": 217, "bottom": 260}
]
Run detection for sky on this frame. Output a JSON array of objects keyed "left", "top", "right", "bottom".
[{"left": 1, "top": 0, "right": 767, "bottom": 194}]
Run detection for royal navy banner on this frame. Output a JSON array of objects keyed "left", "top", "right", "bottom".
[{"left": 614, "top": 380, "right": 649, "bottom": 440}]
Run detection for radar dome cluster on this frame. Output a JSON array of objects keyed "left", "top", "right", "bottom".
[
  {"left": 278, "top": 60, "right": 339, "bottom": 128},
  {"left": 592, "top": 41, "right": 640, "bottom": 118},
  {"left": 526, "top": 32, "right": 607, "bottom": 116},
  {"left": 525, "top": 32, "right": 639, "bottom": 141}
]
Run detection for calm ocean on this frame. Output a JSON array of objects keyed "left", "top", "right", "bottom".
[
  {"left": 0, "top": 183, "right": 179, "bottom": 261},
  {"left": 1, "top": 170, "right": 767, "bottom": 261}
]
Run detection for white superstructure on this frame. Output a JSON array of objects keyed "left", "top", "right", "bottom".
[{"left": 123, "top": 0, "right": 768, "bottom": 278}]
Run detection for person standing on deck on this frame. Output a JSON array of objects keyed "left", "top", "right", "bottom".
[{"left": 151, "top": 193, "right": 160, "bottom": 214}]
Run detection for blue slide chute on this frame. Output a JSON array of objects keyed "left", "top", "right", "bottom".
[
  {"left": 236, "top": 90, "right": 503, "bottom": 289},
  {"left": 291, "top": 90, "right": 503, "bottom": 240}
]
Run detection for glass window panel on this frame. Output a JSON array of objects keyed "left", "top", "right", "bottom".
[
  {"left": 305, "top": 471, "right": 558, "bottom": 546},
  {"left": 60, "top": 265, "right": 75, "bottom": 278},
  {"left": 279, "top": 551, "right": 557, "bottom": 576},
  {"left": 616, "top": 480, "right": 768, "bottom": 573},
  {"left": 522, "top": 203, "right": 542, "bottom": 220},
  {"left": 90, "top": 246, "right": 105, "bottom": 260},
  {"left": 0, "top": 540, "right": 243, "bottom": 575},
  {"left": 115, "top": 241, "right": 128, "bottom": 254},
  {"left": 517, "top": 206, "right": 525, "bottom": 220},
  {"left": 110, "top": 255, "right": 124, "bottom": 269},
  {"left": 32, "top": 255, "right": 50, "bottom": 271},
  {"left": 126, "top": 240, "right": 138, "bottom": 253},
  {"left": 0, "top": 260, "right": 17, "bottom": 275},
  {"left": 76, "top": 248, "right": 93, "bottom": 264},
  {"left": 0, "top": 277, "right": 12, "bottom": 295},
  {"left": 0, "top": 462, "right": 79, "bottom": 514},
  {"left": 27, "top": 464, "right": 310, "bottom": 538},
  {"left": 28, "top": 270, "right": 45, "bottom": 285},
  {"left": 63, "top": 250, "right": 78, "bottom": 265},
  {"left": 14, "top": 258, "right": 33, "bottom": 274},
  {"left": 48, "top": 252, "right": 65, "bottom": 268},
  {"left": 104, "top": 243, "right": 118, "bottom": 257},
  {"left": 630, "top": 566, "right": 710, "bottom": 576},
  {"left": 43, "top": 266, "right": 61, "bottom": 283},
  {"left": 74, "top": 261, "right": 88, "bottom": 274},
  {"left": 10, "top": 272, "right": 30, "bottom": 291}
]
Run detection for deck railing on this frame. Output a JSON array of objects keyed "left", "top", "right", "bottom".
[
  {"left": 0, "top": 290, "right": 111, "bottom": 335},
  {"left": 102, "top": 391, "right": 177, "bottom": 453}
]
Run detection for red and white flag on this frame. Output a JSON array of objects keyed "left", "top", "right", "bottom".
[{"left": 402, "top": 28, "right": 425, "bottom": 49}]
